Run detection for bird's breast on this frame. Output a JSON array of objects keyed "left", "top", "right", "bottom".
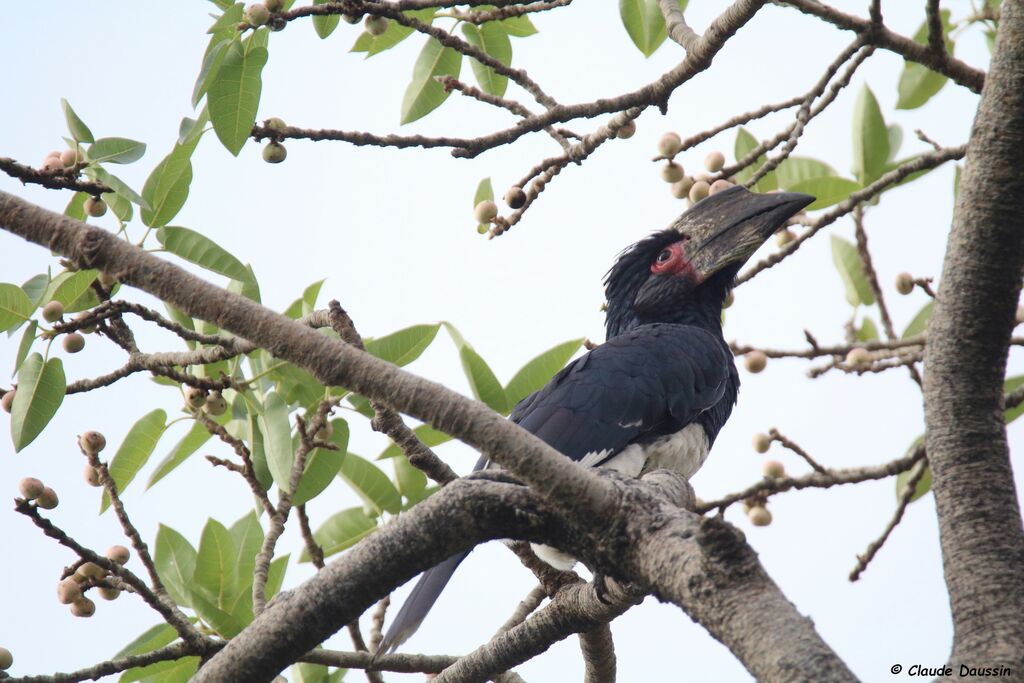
[{"left": 582, "top": 422, "right": 710, "bottom": 479}]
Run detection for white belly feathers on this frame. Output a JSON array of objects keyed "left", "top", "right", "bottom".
[{"left": 532, "top": 423, "right": 710, "bottom": 569}]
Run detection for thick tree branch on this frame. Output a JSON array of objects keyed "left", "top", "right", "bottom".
[{"left": 922, "top": 0, "right": 1024, "bottom": 668}]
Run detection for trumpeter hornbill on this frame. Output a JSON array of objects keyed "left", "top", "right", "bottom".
[{"left": 378, "top": 185, "right": 814, "bottom": 653}]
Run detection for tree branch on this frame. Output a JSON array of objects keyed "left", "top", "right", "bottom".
[{"left": 922, "top": 0, "right": 1024, "bottom": 668}]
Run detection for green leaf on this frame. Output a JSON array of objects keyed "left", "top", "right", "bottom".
[
  {"left": 89, "top": 166, "right": 150, "bottom": 209},
  {"left": 247, "top": 404, "right": 273, "bottom": 490},
  {"left": 264, "top": 554, "right": 288, "bottom": 599},
  {"left": 312, "top": 0, "right": 340, "bottom": 38},
  {"left": 103, "top": 191, "right": 134, "bottom": 223},
  {"left": 351, "top": 9, "right": 436, "bottom": 57},
  {"left": 829, "top": 235, "right": 875, "bottom": 307},
  {"left": 193, "top": 518, "right": 237, "bottom": 608},
  {"left": 13, "top": 321, "right": 38, "bottom": 378},
  {"left": 120, "top": 656, "right": 199, "bottom": 683},
  {"left": 886, "top": 124, "right": 903, "bottom": 163},
  {"left": 21, "top": 274, "right": 49, "bottom": 308},
  {"left": 851, "top": 85, "right": 890, "bottom": 185},
  {"left": 619, "top": 0, "right": 687, "bottom": 57},
  {"left": 461, "top": 22, "right": 511, "bottom": 97},
  {"left": 338, "top": 452, "right": 402, "bottom": 515},
  {"left": 0, "top": 283, "right": 34, "bottom": 332},
  {"left": 902, "top": 301, "right": 934, "bottom": 339},
  {"left": 207, "top": 2, "right": 245, "bottom": 33},
  {"left": 775, "top": 157, "right": 837, "bottom": 189},
  {"left": 102, "top": 409, "right": 168, "bottom": 512},
  {"left": 193, "top": 38, "right": 232, "bottom": 108},
  {"left": 733, "top": 127, "right": 777, "bottom": 192},
  {"left": 393, "top": 454, "right": 427, "bottom": 503},
  {"left": 10, "top": 354, "right": 65, "bottom": 452},
  {"left": 114, "top": 623, "right": 178, "bottom": 660},
  {"left": 229, "top": 511, "right": 264, "bottom": 585},
  {"left": 228, "top": 264, "right": 261, "bottom": 303},
  {"left": 293, "top": 663, "right": 331, "bottom": 683},
  {"left": 501, "top": 14, "right": 538, "bottom": 37},
  {"left": 141, "top": 135, "right": 201, "bottom": 228},
  {"left": 377, "top": 423, "right": 451, "bottom": 460},
  {"left": 258, "top": 392, "right": 296, "bottom": 493},
  {"left": 154, "top": 524, "right": 197, "bottom": 607},
  {"left": 301, "top": 507, "right": 377, "bottom": 561},
  {"left": 208, "top": 38, "right": 269, "bottom": 155},
  {"left": 895, "top": 437, "right": 930, "bottom": 502},
  {"left": 505, "top": 338, "right": 583, "bottom": 407},
  {"left": 400, "top": 38, "right": 462, "bottom": 125},
  {"left": 61, "top": 98, "right": 95, "bottom": 143},
  {"left": 461, "top": 346, "right": 508, "bottom": 413},
  {"left": 896, "top": 10, "right": 953, "bottom": 110},
  {"left": 65, "top": 192, "right": 88, "bottom": 220},
  {"left": 284, "top": 279, "right": 325, "bottom": 319},
  {"left": 147, "top": 421, "right": 213, "bottom": 489},
  {"left": 293, "top": 419, "right": 349, "bottom": 506},
  {"left": 191, "top": 590, "right": 245, "bottom": 638},
  {"left": 157, "top": 226, "right": 249, "bottom": 281},
  {"left": 788, "top": 177, "right": 861, "bottom": 211},
  {"left": 364, "top": 323, "right": 440, "bottom": 366},
  {"left": 51, "top": 269, "right": 99, "bottom": 312},
  {"left": 856, "top": 317, "right": 879, "bottom": 342},
  {"left": 88, "top": 137, "right": 146, "bottom": 164}
]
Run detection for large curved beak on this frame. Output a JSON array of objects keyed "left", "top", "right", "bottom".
[{"left": 679, "top": 186, "right": 815, "bottom": 281}]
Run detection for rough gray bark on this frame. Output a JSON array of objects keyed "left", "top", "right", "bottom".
[{"left": 923, "top": 0, "right": 1024, "bottom": 672}]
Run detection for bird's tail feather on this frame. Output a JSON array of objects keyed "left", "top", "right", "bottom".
[{"left": 376, "top": 551, "right": 470, "bottom": 655}]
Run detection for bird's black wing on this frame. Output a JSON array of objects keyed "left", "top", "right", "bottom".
[{"left": 509, "top": 322, "right": 733, "bottom": 462}]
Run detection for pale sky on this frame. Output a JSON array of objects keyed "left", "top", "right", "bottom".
[{"left": 1, "top": 2, "right": 1020, "bottom": 682}]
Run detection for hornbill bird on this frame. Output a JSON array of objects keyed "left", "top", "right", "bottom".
[{"left": 378, "top": 186, "right": 814, "bottom": 653}]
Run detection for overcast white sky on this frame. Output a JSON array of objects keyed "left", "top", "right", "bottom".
[{"left": 1, "top": 2, "right": 1020, "bottom": 682}]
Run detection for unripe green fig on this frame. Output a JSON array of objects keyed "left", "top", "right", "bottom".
[
  {"left": 895, "top": 272, "right": 914, "bottom": 295},
  {"left": 1, "top": 389, "right": 14, "bottom": 414},
  {"left": 0, "top": 646, "right": 11, "bottom": 670},
  {"left": 744, "top": 350, "right": 767, "bottom": 374},
  {"left": 184, "top": 386, "right": 207, "bottom": 410},
  {"left": 474, "top": 200, "right": 498, "bottom": 224},
  {"left": 747, "top": 506, "right": 772, "bottom": 527},
  {"left": 204, "top": 391, "right": 228, "bottom": 416},
  {"left": 71, "top": 597, "right": 96, "bottom": 617},
  {"left": 616, "top": 120, "right": 636, "bottom": 139},
  {"left": 98, "top": 586, "right": 121, "bottom": 601},
  {"left": 343, "top": 13, "right": 362, "bottom": 24},
  {"left": 504, "top": 186, "right": 527, "bottom": 210},
  {"left": 42, "top": 156, "right": 63, "bottom": 172},
  {"left": 688, "top": 180, "right": 710, "bottom": 203},
  {"left": 708, "top": 179, "right": 733, "bottom": 195},
  {"left": 85, "top": 197, "right": 107, "bottom": 217},
  {"left": 365, "top": 15, "right": 388, "bottom": 36},
  {"left": 846, "top": 346, "right": 871, "bottom": 368},
  {"left": 762, "top": 459, "right": 785, "bottom": 478},
  {"left": 245, "top": 3, "right": 270, "bottom": 25},
  {"left": 265, "top": 117, "right": 287, "bottom": 132},
  {"left": 775, "top": 228, "right": 795, "bottom": 247},
  {"left": 84, "top": 464, "right": 102, "bottom": 487},
  {"left": 58, "top": 578, "right": 83, "bottom": 604},
  {"left": 36, "top": 487, "right": 59, "bottom": 509},
  {"left": 77, "top": 562, "right": 106, "bottom": 580},
  {"left": 46, "top": 150, "right": 62, "bottom": 160},
  {"left": 60, "top": 149, "right": 79, "bottom": 168},
  {"left": 106, "top": 545, "right": 131, "bottom": 565},
  {"left": 63, "top": 333, "right": 85, "bottom": 353},
  {"left": 670, "top": 176, "right": 694, "bottom": 199},
  {"left": 263, "top": 141, "right": 287, "bottom": 163},
  {"left": 661, "top": 162, "right": 684, "bottom": 183},
  {"left": 657, "top": 132, "right": 682, "bottom": 157},
  {"left": 19, "top": 477, "right": 45, "bottom": 500},
  {"left": 42, "top": 300, "right": 65, "bottom": 323},
  {"left": 80, "top": 430, "right": 107, "bottom": 455},
  {"left": 752, "top": 432, "right": 771, "bottom": 454},
  {"left": 704, "top": 150, "right": 726, "bottom": 172}
]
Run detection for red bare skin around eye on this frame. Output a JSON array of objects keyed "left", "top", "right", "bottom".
[{"left": 650, "top": 241, "right": 699, "bottom": 281}]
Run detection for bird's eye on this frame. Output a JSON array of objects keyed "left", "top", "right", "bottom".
[{"left": 656, "top": 248, "right": 673, "bottom": 263}]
